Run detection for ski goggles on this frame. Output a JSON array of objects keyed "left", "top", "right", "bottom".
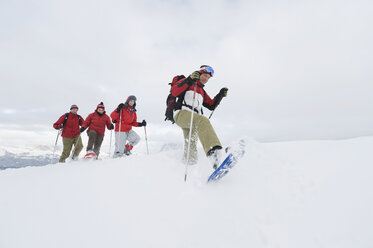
[{"left": 200, "top": 66, "right": 214, "bottom": 77}]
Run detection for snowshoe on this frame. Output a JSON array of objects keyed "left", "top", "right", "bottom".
[{"left": 83, "top": 151, "right": 97, "bottom": 160}]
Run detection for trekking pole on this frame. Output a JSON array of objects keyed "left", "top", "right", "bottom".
[
  {"left": 144, "top": 126, "right": 149, "bottom": 155},
  {"left": 53, "top": 128, "right": 62, "bottom": 157},
  {"left": 119, "top": 109, "right": 122, "bottom": 132},
  {"left": 208, "top": 110, "right": 215, "bottom": 119},
  {"left": 184, "top": 80, "right": 198, "bottom": 182},
  {"left": 119, "top": 109, "right": 122, "bottom": 154},
  {"left": 209, "top": 88, "right": 228, "bottom": 119},
  {"left": 109, "top": 129, "right": 113, "bottom": 156},
  {"left": 70, "top": 135, "right": 82, "bottom": 160}
]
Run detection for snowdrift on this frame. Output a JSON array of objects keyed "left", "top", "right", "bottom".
[{"left": 0, "top": 137, "right": 372, "bottom": 248}]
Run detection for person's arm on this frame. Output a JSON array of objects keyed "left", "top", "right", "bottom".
[
  {"left": 202, "top": 92, "right": 216, "bottom": 111},
  {"left": 203, "top": 88, "right": 228, "bottom": 110},
  {"left": 106, "top": 115, "right": 114, "bottom": 130},
  {"left": 82, "top": 114, "right": 91, "bottom": 128},
  {"left": 171, "top": 71, "right": 200, "bottom": 97},
  {"left": 110, "top": 109, "right": 120, "bottom": 123},
  {"left": 131, "top": 112, "right": 139, "bottom": 127},
  {"left": 53, "top": 114, "right": 65, "bottom": 129}
]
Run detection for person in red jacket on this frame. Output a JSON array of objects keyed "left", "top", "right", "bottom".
[
  {"left": 53, "top": 104, "right": 85, "bottom": 162},
  {"left": 110, "top": 95, "right": 147, "bottom": 157},
  {"left": 79, "top": 102, "right": 114, "bottom": 158},
  {"left": 171, "top": 65, "right": 228, "bottom": 169}
]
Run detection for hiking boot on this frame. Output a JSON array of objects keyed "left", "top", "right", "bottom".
[
  {"left": 207, "top": 145, "right": 223, "bottom": 170},
  {"left": 124, "top": 144, "right": 133, "bottom": 156},
  {"left": 113, "top": 151, "right": 122, "bottom": 158},
  {"left": 124, "top": 149, "right": 132, "bottom": 156}
]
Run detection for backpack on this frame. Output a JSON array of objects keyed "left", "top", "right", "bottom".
[
  {"left": 62, "top": 113, "right": 82, "bottom": 127},
  {"left": 164, "top": 75, "right": 186, "bottom": 124}
]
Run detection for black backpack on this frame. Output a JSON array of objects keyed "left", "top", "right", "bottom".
[{"left": 164, "top": 75, "right": 187, "bottom": 124}]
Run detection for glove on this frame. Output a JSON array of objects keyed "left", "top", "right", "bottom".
[
  {"left": 214, "top": 88, "right": 228, "bottom": 108},
  {"left": 54, "top": 125, "right": 60, "bottom": 130},
  {"left": 219, "top": 87, "right": 228, "bottom": 97},
  {"left": 116, "top": 103, "right": 124, "bottom": 113},
  {"left": 79, "top": 127, "right": 86, "bottom": 133},
  {"left": 190, "top": 71, "right": 201, "bottom": 81},
  {"left": 112, "top": 119, "right": 117, "bottom": 123},
  {"left": 138, "top": 120, "right": 147, "bottom": 127},
  {"left": 109, "top": 124, "right": 114, "bottom": 130},
  {"left": 184, "top": 71, "right": 201, "bottom": 86}
]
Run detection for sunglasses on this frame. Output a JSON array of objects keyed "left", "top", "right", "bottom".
[{"left": 201, "top": 66, "right": 214, "bottom": 77}]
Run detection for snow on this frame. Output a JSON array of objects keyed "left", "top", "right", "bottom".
[{"left": 0, "top": 136, "right": 372, "bottom": 248}]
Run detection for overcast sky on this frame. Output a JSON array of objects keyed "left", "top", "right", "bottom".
[{"left": 1, "top": 0, "right": 372, "bottom": 142}]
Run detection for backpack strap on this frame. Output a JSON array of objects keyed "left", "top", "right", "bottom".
[
  {"left": 62, "top": 113, "right": 69, "bottom": 127},
  {"left": 181, "top": 83, "right": 204, "bottom": 115}
]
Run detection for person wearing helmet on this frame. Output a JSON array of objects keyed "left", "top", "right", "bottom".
[
  {"left": 79, "top": 102, "right": 114, "bottom": 158},
  {"left": 171, "top": 65, "right": 228, "bottom": 169},
  {"left": 53, "top": 104, "right": 85, "bottom": 162},
  {"left": 110, "top": 95, "right": 147, "bottom": 157}
]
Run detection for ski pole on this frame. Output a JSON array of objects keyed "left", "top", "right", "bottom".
[
  {"left": 208, "top": 110, "right": 215, "bottom": 119},
  {"left": 144, "top": 126, "right": 149, "bottom": 155},
  {"left": 53, "top": 128, "right": 62, "bottom": 157},
  {"left": 184, "top": 80, "right": 198, "bottom": 182},
  {"left": 70, "top": 135, "right": 82, "bottom": 160},
  {"left": 209, "top": 88, "right": 228, "bottom": 119},
  {"left": 109, "top": 129, "right": 113, "bottom": 156},
  {"left": 119, "top": 108, "right": 122, "bottom": 154}
]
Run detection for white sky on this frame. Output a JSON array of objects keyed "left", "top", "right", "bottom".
[{"left": 1, "top": 0, "right": 373, "bottom": 141}]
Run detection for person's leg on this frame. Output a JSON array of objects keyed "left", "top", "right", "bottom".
[
  {"left": 127, "top": 130, "right": 140, "bottom": 146},
  {"left": 72, "top": 136, "right": 83, "bottom": 158},
  {"left": 124, "top": 130, "right": 140, "bottom": 155},
  {"left": 194, "top": 115, "right": 222, "bottom": 155},
  {"left": 86, "top": 130, "right": 97, "bottom": 152},
  {"left": 114, "top": 132, "right": 120, "bottom": 156},
  {"left": 114, "top": 131, "right": 128, "bottom": 157},
  {"left": 181, "top": 127, "right": 198, "bottom": 164},
  {"left": 175, "top": 110, "right": 199, "bottom": 164},
  {"left": 192, "top": 114, "right": 223, "bottom": 169},
  {"left": 60, "top": 137, "right": 74, "bottom": 162},
  {"left": 93, "top": 134, "right": 104, "bottom": 157}
]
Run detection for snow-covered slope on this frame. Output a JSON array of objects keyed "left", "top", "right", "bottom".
[{"left": 0, "top": 137, "right": 372, "bottom": 248}]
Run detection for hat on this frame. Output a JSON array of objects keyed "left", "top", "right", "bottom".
[
  {"left": 124, "top": 95, "right": 137, "bottom": 111},
  {"left": 70, "top": 104, "right": 79, "bottom": 110},
  {"left": 126, "top": 95, "right": 137, "bottom": 103},
  {"left": 96, "top": 102, "right": 105, "bottom": 110}
]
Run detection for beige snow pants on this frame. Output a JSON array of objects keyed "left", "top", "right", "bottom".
[
  {"left": 174, "top": 110, "right": 222, "bottom": 164},
  {"left": 59, "top": 136, "right": 83, "bottom": 162}
]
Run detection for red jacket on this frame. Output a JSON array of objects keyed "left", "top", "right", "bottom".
[
  {"left": 171, "top": 78, "right": 218, "bottom": 113},
  {"left": 53, "top": 113, "right": 84, "bottom": 138},
  {"left": 110, "top": 107, "right": 139, "bottom": 132},
  {"left": 82, "top": 111, "right": 112, "bottom": 136}
]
